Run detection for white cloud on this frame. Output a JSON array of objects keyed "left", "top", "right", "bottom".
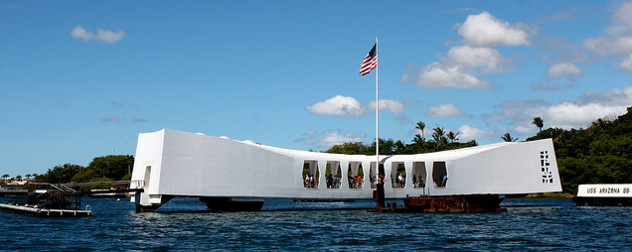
[
  {"left": 620, "top": 54, "right": 632, "bottom": 72},
  {"left": 307, "top": 96, "right": 406, "bottom": 117},
  {"left": 514, "top": 125, "right": 533, "bottom": 134},
  {"left": 444, "top": 45, "right": 509, "bottom": 73},
  {"left": 577, "top": 86, "right": 632, "bottom": 106},
  {"left": 584, "top": 36, "right": 632, "bottom": 55},
  {"left": 367, "top": 99, "right": 405, "bottom": 114},
  {"left": 399, "top": 73, "right": 411, "bottom": 84},
  {"left": 484, "top": 99, "right": 549, "bottom": 124},
  {"left": 456, "top": 12, "right": 531, "bottom": 47},
  {"left": 317, "top": 131, "right": 364, "bottom": 148},
  {"left": 426, "top": 104, "right": 464, "bottom": 117},
  {"left": 71, "top": 26, "right": 94, "bottom": 41},
  {"left": 539, "top": 37, "right": 592, "bottom": 64},
  {"left": 415, "top": 62, "right": 492, "bottom": 89},
  {"left": 612, "top": 0, "right": 632, "bottom": 33},
  {"left": 306, "top": 95, "right": 364, "bottom": 117},
  {"left": 531, "top": 82, "right": 561, "bottom": 91},
  {"left": 546, "top": 63, "right": 583, "bottom": 81},
  {"left": 97, "top": 28, "right": 126, "bottom": 43},
  {"left": 133, "top": 118, "right": 148, "bottom": 123},
  {"left": 583, "top": 1, "right": 632, "bottom": 72},
  {"left": 531, "top": 102, "right": 628, "bottom": 129},
  {"left": 295, "top": 130, "right": 365, "bottom": 148},
  {"left": 458, "top": 125, "right": 493, "bottom": 142},
  {"left": 488, "top": 86, "right": 632, "bottom": 133},
  {"left": 403, "top": 12, "right": 532, "bottom": 90},
  {"left": 71, "top": 25, "right": 126, "bottom": 43},
  {"left": 102, "top": 117, "right": 121, "bottom": 123},
  {"left": 396, "top": 115, "right": 413, "bottom": 124}
]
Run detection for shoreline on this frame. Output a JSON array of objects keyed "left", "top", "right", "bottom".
[{"left": 524, "top": 192, "right": 574, "bottom": 198}]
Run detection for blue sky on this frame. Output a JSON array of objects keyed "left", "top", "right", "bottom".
[{"left": 2, "top": 0, "right": 632, "bottom": 177}]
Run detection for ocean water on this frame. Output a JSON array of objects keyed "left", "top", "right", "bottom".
[{"left": 0, "top": 197, "right": 630, "bottom": 251}]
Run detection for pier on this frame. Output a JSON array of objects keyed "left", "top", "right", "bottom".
[
  {"left": 0, "top": 203, "right": 92, "bottom": 217},
  {"left": 0, "top": 180, "right": 144, "bottom": 217}
]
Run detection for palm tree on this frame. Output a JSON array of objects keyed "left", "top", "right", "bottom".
[
  {"left": 501, "top": 132, "right": 518, "bottom": 142},
  {"left": 411, "top": 134, "right": 424, "bottom": 153},
  {"left": 432, "top": 127, "right": 446, "bottom": 149},
  {"left": 532, "top": 117, "right": 544, "bottom": 132},
  {"left": 591, "top": 118, "right": 607, "bottom": 132},
  {"left": 413, "top": 134, "right": 423, "bottom": 144},
  {"left": 447, "top": 131, "right": 459, "bottom": 144},
  {"left": 433, "top": 127, "right": 445, "bottom": 138},
  {"left": 1, "top": 174, "right": 8, "bottom": 181},
  {"left": 415, "top": 121, "right": 426, "bottom": 139}
]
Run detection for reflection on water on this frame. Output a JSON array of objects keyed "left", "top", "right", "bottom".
[{"left": 1, "top": 197, "right": 630, "bottom": 251}]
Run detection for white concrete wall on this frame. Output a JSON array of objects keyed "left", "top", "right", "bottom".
[
  {"left": 131, "top": 129, "right": 562, "bottom": 204},
  {"left": 130, "top": 130, "right": 165, "bottom": 205}
]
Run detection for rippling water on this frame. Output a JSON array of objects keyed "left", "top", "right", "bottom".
[{"left": 1, "top": 197, "right": 630, "bottom": 251}]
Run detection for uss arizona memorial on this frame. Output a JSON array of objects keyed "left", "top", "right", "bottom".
[{"left": 130, "top": 129, "right": 562, "bottom": 212}]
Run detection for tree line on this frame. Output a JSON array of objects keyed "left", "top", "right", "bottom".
[
  {"left": 30, "top": 155, "right": 134, "bottom": 184},
  {"left": 325, "top": 122, "right": 478, "bottom": 155}
]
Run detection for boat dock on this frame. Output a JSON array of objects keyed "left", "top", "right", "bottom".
[
  {"left": 0, "top": 181, "right": 142, "bottom": 217},
  {"left": 0, "top": 203, "right": 91, "bottom": 217}
]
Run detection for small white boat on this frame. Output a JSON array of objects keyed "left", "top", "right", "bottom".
[{"left": 573, "top": 184, "right": 632, "bottom": 206}]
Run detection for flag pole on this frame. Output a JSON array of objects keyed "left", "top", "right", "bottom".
[{"left": 375, "top": 35, "right": 379, "bottom": 184}]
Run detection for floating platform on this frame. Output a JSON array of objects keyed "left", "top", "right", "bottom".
[
  {"left": 89, "top": 189, "right": 128, "bottom": 198},
  {"left": 573, "top": 184, "right": 632, "bottom": 206},
  {"left": 370, "top": 195, "right": 507, "bottom": 213},
  {"left": 0, "top": 203, "right": 91, "bottom": 217}
]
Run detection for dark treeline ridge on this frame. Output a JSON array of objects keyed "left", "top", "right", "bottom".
[{"left": 33, "top": 155, "right": 134, "bottom": 184}]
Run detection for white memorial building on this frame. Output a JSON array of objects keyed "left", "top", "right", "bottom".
[{"left": 130, "top": 129, "right": 562, "bottom": 211}]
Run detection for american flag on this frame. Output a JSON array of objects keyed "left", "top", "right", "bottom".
[{"left": 359, "top": 44, "right": 377, "bottom": 75}]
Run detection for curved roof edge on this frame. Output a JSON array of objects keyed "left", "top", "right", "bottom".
[{"left": 149, "top": 128, "right": 544, "bottom": 162}]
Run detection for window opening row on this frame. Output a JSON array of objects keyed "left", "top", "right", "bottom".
[{"left": 302, "top": 161, "right": 447, "bottom": 189}]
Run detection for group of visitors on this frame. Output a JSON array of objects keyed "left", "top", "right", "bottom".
[
  {"left": 304, "top": 174, "right": 318, "bottom": 188},
  {"left": 348, "top": 175, "right": 364, "bottom": 189},
  {"left": 393, "top": 173, "right": 406, "bottom": 188},
  {"left": 412, "top": 174, "right": 426, "bottom": 188},
  {"left": 326, "top": 174, "right": 342, "bottom": 188},
  {"left": 370, "top": 175, "right": 386, "bottom": 187},
  {"left": 304, "top": 173, "right": 434, "bottom": 189}
]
